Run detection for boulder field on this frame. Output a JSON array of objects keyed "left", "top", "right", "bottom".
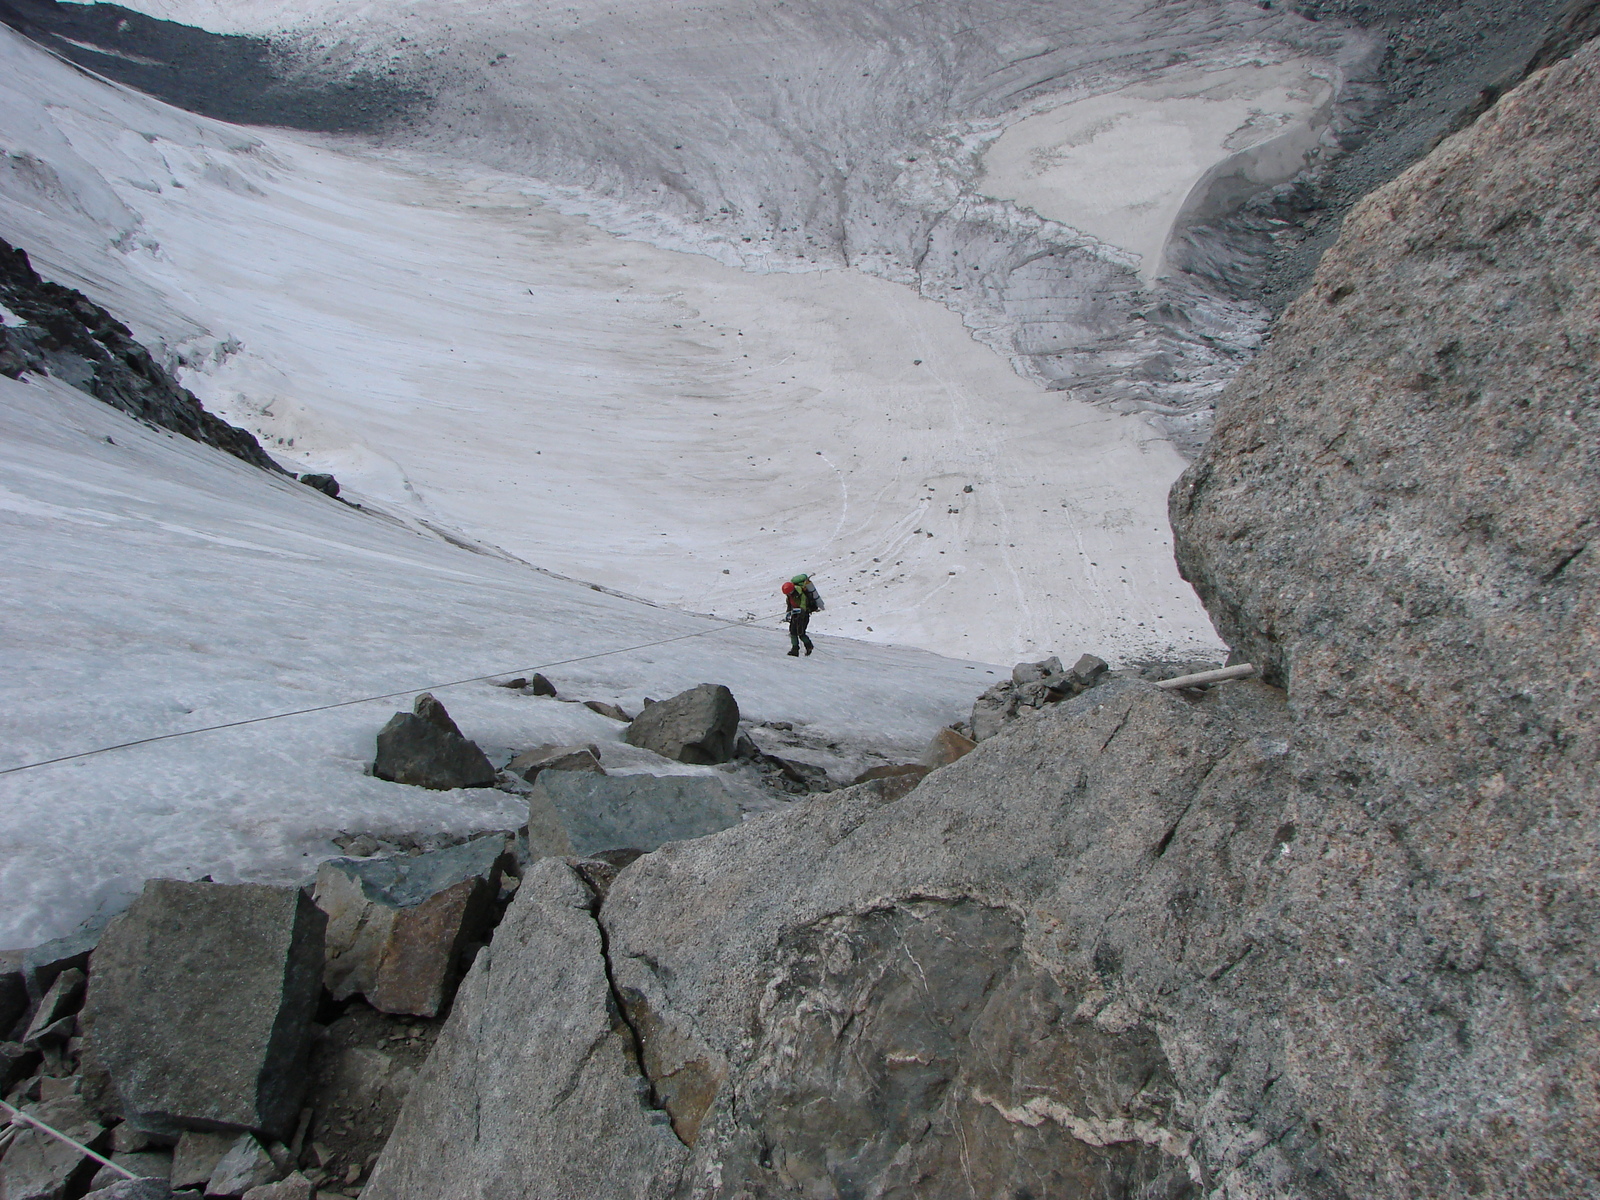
[{"left": 363, "top": 38, "right": 1600, "bottom": 1200}]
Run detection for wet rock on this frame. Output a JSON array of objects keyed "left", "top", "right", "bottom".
[
  {"left": 204, "top": 1135, "right": 281, "bottom": 1197},
  {"left": 82, "top": 881, "right": 325, "bottom": 1139},
  {"left": 526, "top": 772, "right": 743, "bottom": 859},
  {"left": 506, "top": 743, "right": 603, "bottom": 784},
  {"left": 624, "top": 684, "right": 739, "bottom": 764},
  {"left": 0, "top": 1095, "right": 107, "bottom": 1199},
  {"left": 372, "top": 694, "right": 496, "bottom": 791},
  {"left": 315, "top": 836, "right": 509, "bottom": 1018}
]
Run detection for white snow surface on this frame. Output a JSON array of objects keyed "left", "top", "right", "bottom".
[
  {"left": 0, "top": 18, "right": 1247, "bottom": 946},
  {"left": 0, "top": 373, "right": 1004, "bottom": 947}
]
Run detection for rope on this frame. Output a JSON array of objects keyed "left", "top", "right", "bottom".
[
  {"left": 0, "top": 621, "right": 752, "bottom": 778},
  {"left": 0, "top": 1098, "right": 137, "bottom": 1180}
]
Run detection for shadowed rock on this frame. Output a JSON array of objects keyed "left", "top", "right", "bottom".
[
  {"left": 82, "top": 881, "right": 325, "bottom": 1139},
  {"left": 372, "top": 693, "right": 496, "bottom": 790}
]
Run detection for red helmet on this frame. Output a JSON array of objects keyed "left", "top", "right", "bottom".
[{"left": 781, "top": 581, "right": 796, "bottom": 594}]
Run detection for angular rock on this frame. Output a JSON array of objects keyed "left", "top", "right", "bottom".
[
  {"left": 372, "top": 694, "right": 496, "bottom": 790},
  {"left": 204, "top": 1135, "right": 280, "bottom": 1197},
  {"left": 920, "top": 727, "right": 976, "bottom": 768},
  {"left": 1070, "top": 653, "right": 1108, "bottom": 684},
  {"left": 23, "top": 967, "right": 85, "bottom": 1045},
  {"left": 526, "top": 772, "right": 743, "bottom": 859},
  {"left": 1, "top": 948, "right": 26, "bottom": 1035},
  {"left": 1, "top": 1040, "right": 41, "bottom": 1092},
  {"left": 89, "top": 1152, "right": 173, "bottom": 1191},
  {"left": 1010, "top": 655, "right": 1062, "bottom": 685},
  {"left": 315, "top": 836, "right": 509, "bottom": 1018},
  {"left": 0, "top": 1095, "right": 107, "bottom": 1200},
  {"left": 82, "top": 881, "right": 325, "bottom": 1138},
  {"left": 623, "top": 684, "right": 739, "bottom": 764},
  {"left": 81, "top": 1181, "right": 172, "bottom": 1200},
  {"left": 362, "top": 859, "right": 687, "bottom": 1200},
  {"left": 506, "top": 743, "right": 603, "bottom": 784},
  {"left": 171, "top": 1132, "right": 235, "bottom": 1190},
  {"left": 527, "top": 673, "right": 558, "bottom": 697},
  {"left": 21, "top": 911, "right": 117, "bottom": 1001},
  {"left": 241, "top": 1173, "right": 314, "bottom": 1200},
  {"left": 582, "top": 700, "right": 631, "bottom": 722},
  {"left": 969, "top": 681, "right": 1019, "bottom": 742}
]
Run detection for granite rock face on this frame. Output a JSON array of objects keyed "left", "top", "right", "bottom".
[
  {"left": 82, "top": 881, "right": 325, "bottom": 1139},
  {"left": 1170, "top": 39, "right": 1600, "bottom": 1196}
]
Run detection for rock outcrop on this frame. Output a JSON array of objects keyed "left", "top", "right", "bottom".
[
  {"left": 362, "top": 39, "right": 1600, "bottom": 1200},
  {"left": 0, "top": 239, "right": 283, "bottom": 473}
]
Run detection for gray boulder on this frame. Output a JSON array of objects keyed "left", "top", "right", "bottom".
[
  {"left": 23, "top": 966, "right": 85, "bottom": 1045},
  {"left": 82, "top": 881, "right": 325, "bottom": 1139},
  {"left": 372, "top": 693, "right": 496, "bottom": 790},
  {"left": 1, "top": 1040, "right": 40, "bottom": 1092},
  {"left": 170, "top": 1132, "right": 235, "bottom": 1190},
  {"left": 314, "top": 836, "right": 510, "bottom": 1017},
  {"left": 527, "top": 772, "right": 743, "bottom": 859},
  {"left": 624, "top": 684, "right": 739, "bottom": 764},
  {"left": 1009, "top": 655, "right": 1062, "bottom": 685},
  {"left": 88, "top": 1153, "right": 173, "bottom": 1192},
  {"left": 362, "top": 859, "right": 688, "bottom": 1200},
  {"left": 506, "top": 743, "right": 603, "bottom": 783}
]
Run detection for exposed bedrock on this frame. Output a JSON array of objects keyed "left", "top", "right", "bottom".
[
  {"left": 1167, "top": 36, "right": 1600, "bottom": 1195},
  {"left": 365, "top": 41, "right": 1599, "bottom": 1200}
]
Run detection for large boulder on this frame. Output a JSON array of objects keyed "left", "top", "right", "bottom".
[
  {"left": 314, "top": 836, "right": 511, "bottom": 1017},
  {"left": 526, "top": 772, "right": 743, "bottom": 859},
  {"left": 623, "top": 685, "right": 739, "bottom": 764},
  {"left": 82, "top": 881, "right": 325, "bottom": 1139},
  {"left": 1168, "top": 38, "right": 1600, "bottom": 1195},
  {"left": 372, "top": 694, "right": 497, "bottom": 790}
]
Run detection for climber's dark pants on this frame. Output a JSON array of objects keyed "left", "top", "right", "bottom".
[{"left": 788, "top": 610, "right": 813, "bottom": 652}]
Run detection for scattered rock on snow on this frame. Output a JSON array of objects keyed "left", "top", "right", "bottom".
[
  {"left": 82, "top": 881, "right": 325, "bottom": 1139},
  {"left": 506, "top": 743, "right": 604, "bottom": 784},
  {"left": 624, "top": 684, "right": 740, "bottom": 764},
  {"left": 526, "top": 772, "right": 743, "bottom": 859},
  {"left": 296, "top": 473, "right": 339, "bottom": 498},
  {"left": 372, "top": 693, "right": 497, "bottom": 791},
  {"left": 314, "top": 836, "right": 510, "bottom": 1018},
  {"left": 527, "top": 673, "right": 558, "bottom": 697}
]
